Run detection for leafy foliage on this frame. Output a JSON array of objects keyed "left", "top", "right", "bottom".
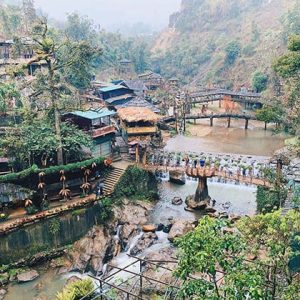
[
  {"left": 0, "top": 118, "right": 93, "bottom": 169},
  {"left": 255, "top": 105, "right": 282, "bottom": 124},
  {"left": 224, "top": 40, "right": 241, "bottom": 65},
  {"left": 0, "top": 83, "right": 21, "bottom": 115},
  {"left": 175, "top": 211, "right": 300, "bottom": 299},
  {"left": 97, "top": 198, "right": 114, "bottom": 224},
  {"left": 256, "top": 186, "right": 287, "bottom": 213},
  {"left": 56, "top": 278, "right": 94, "bottom": 300},
  {"left": 252, "top": 71, "right": 268, "bottom": 92},
  {"left": 273, "top": 34, "right": 300, "bottom": 132},
  {"left": 113, "top": 166, "right": 158, "bottom": 201}
]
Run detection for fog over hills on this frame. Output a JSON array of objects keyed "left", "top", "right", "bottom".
[{"left": 32, "top": 0, "right": 181, "bottom": 33}]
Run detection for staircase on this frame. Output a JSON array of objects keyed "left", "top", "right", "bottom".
[{"left": 103, "top": 167, "right": 125, "bottom": 195}]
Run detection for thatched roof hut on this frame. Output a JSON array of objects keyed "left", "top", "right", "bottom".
[{"left": 118, "top": 107, "right": 160, "bottom": 123}]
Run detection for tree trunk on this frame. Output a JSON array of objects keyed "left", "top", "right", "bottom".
[
  {"left": 194, "top": 177, "right": 210, "bottom": 202},
  {"left": 55, "top": 108, "right": 64, "bottom": 165}
]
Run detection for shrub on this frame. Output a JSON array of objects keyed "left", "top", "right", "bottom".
[
  {"left": 256, "top": 186, "right": 287, "bottom": 213},
  {"left": 56, "top": 278, "right": 94, "bottom": 300},
  {"left": 113, "top": 166, "right": 158, "bottom": 201},
  {"left": 97, "top": 198, "right": 113, "bottom": 224}
]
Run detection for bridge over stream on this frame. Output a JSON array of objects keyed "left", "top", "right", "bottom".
[
  {"left": 162, "top": 113, "right": 262, "bottom": 130},
  {"left": 189, "top": 89, "right": 262, "bottom": 108}
]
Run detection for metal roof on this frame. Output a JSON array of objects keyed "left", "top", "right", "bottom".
[
  {"left": 99, "top": 85, "right": 131, "bottom": 93},
  {"left": 67, "top": 109, "right": 116, "bottom": 120}
]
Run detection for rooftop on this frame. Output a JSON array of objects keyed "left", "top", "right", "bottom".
[
  {"left": 116, "top": 96, "right": 160, "bottom": 113},
  {"left": 118, "top": 107, "right": 160, "bottom": 123},
  {"left": 99, "top": 85, "right": 132, "bottom": 93},
  {"left": 66, "top": 109, "right": 116, "bottom": 120},
  {"left": 122, "top": 80, "right": 148, "bottom": 92}
]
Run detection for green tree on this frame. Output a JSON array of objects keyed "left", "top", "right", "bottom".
[
  {"left": 256, "top": 105, "right": 282, "bottom": 129},
  {"left": 26, "top": 20, "right": 101, "bottom": 164},
  {"left": 224, "top": 40, "right": 241, "bottom": 65},
  {"left": 252, "top": 71, "right": 268, "bottom": 92},
  {"left": 175, "top": 211, "right": 300, "bottom": 299},
  {"left": 0, "top": 82, "right": 21, "bottom": 115},
  {"left": 273, "top": 34, "right": 300, "bottom": 133},
  {"left": 0, "top": 118, "right": 92, "bottom": 170}
]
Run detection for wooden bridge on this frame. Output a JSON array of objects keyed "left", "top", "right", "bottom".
[
  {"left": 143, "top": 164, "right": 271, "bottom": 187},
  {"left": 162, "top": 113, "right": 260, "bottom": 129},
  {"left": 189, "top": 89, "right": 262, "bottom": 107}
]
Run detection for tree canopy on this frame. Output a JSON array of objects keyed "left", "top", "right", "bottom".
[{"left": 175, "top": 211, "right": 300, "bottom": 299}]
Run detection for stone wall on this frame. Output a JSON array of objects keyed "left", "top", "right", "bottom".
[{"left": 0, "top": 203, "right": 103, "bottom": 265}]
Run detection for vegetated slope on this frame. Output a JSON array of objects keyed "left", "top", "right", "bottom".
[{"left": 151, "top": 0, "right": 296, "bottom": 88}]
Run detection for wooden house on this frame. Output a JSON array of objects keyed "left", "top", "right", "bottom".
[
  {"left": 97, "top": 85, "right": 135, "bottom": 108},
  {"left": 0, "top": 38, "right": 46, "bottom": 77},
  {"left": 118, "top": 107, "right": 160, "bottom": 142},
  {"left": 62, "top": 109, "right": 116, "bottom": 157},
  {"left": 138, "top": 71, "right": 164, "bottom": 90}
]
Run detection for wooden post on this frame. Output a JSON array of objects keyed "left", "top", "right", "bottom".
[
  {"left": 245, "top": 118, "right": 249, "bottom": 130},
  {"left": 210, "top": 117, "right": 213, "bottom": 127},
  {"left": 264, "top": 122, "right": 267, "bottom": 130},
  {"left": 227, "top": 117, "right": 231, "bottom": 128}
]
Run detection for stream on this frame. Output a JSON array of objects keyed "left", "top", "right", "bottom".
[{"left": 4, "top": 177, "right": 257, "bottom": 299}]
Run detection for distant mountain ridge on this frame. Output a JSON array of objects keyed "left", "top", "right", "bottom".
[{"left": 151, "top": 0, "right": 297, "bottom": 89}]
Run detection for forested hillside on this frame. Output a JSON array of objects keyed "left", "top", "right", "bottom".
[{"left": 152, "top": 0, "right": 299, "bottom": 88}]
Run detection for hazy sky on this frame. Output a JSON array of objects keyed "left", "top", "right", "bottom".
[{"left": 32, "top": 0, "right": 181, "bottom": 31}]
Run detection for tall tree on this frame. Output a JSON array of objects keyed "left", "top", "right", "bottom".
[{"left": 27, "top": 19, "right": 101, "bottom": 164}]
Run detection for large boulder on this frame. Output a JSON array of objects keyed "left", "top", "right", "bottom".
[
  {"left": 114, "top": 200, "right": 153, "bottom": 225},
  {"left": 185, "top": 196, "right": 208, "bottom": 210},
  {"left": 17, "top": 270, "right": 39, "bottom": 283},
  {"left": 142, "top": 224, "right": 156, "bottom": 233},
  {"left": 130, "top": 232, "right": 158, "bottom": 255},
  {"left": 120, "top": 224, "right": 138, "bottom": 248},
  {"left": 69, "top": 226, "right": 115, "bottom": 274},
  {"left": 168, "top": 220, "right": 195, "bottom": 242}
]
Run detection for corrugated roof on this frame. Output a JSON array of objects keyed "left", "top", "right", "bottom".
[
  {"left": 99, "top": 85, "right": 130, "bottom": 93},
  {"left": 67, "top": 109, "right": 116, "bottom": 120}
]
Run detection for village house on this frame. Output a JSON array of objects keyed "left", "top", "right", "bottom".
[
  {"left": 118, "top": 107, "right": 160, "bottom": 142},
  {"left": 97, "top": 84, "right": 135, "bottom": 108},
  {"left": 62, "top": 109, "right": 117, "bottom": 157},
  {"left": 116, "top": 95, "right": 160, "bottom": 113},
  {"left": 0, "top": 37, "right": 46, "bottom": 78},
  {"left": 138, "top": 71, "right": 164, "bottom": 90}
]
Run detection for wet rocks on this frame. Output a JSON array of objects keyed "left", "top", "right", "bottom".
[
  {"left": 68, "top": 226, "right": 115, "bottom": 274},
  {"left": 0, "top": 289, "right": 7, "bottom": 300},
  {"left": 168, "top": 220, "right": 195, "bottom": 242},
  {"left": 17, "top": 270, "right": 39, "bottom": 283},
  {"left": 142, "top": 224, "right": 156, "bottom": 233},
  {"left": 185, "top": 196, "right": 208, "bottom": 210},
  {"left": 130, "top": 232, "right": 158, "bottom": 255},
  {"left": 114, "top": 200, "right": 153, "bottom": 226},
  {"left": 120, "top": 224, "right": 138, "bottom": 247},
  {"left": 172, "top": 197, "right": 183, "bottom": 205}
]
